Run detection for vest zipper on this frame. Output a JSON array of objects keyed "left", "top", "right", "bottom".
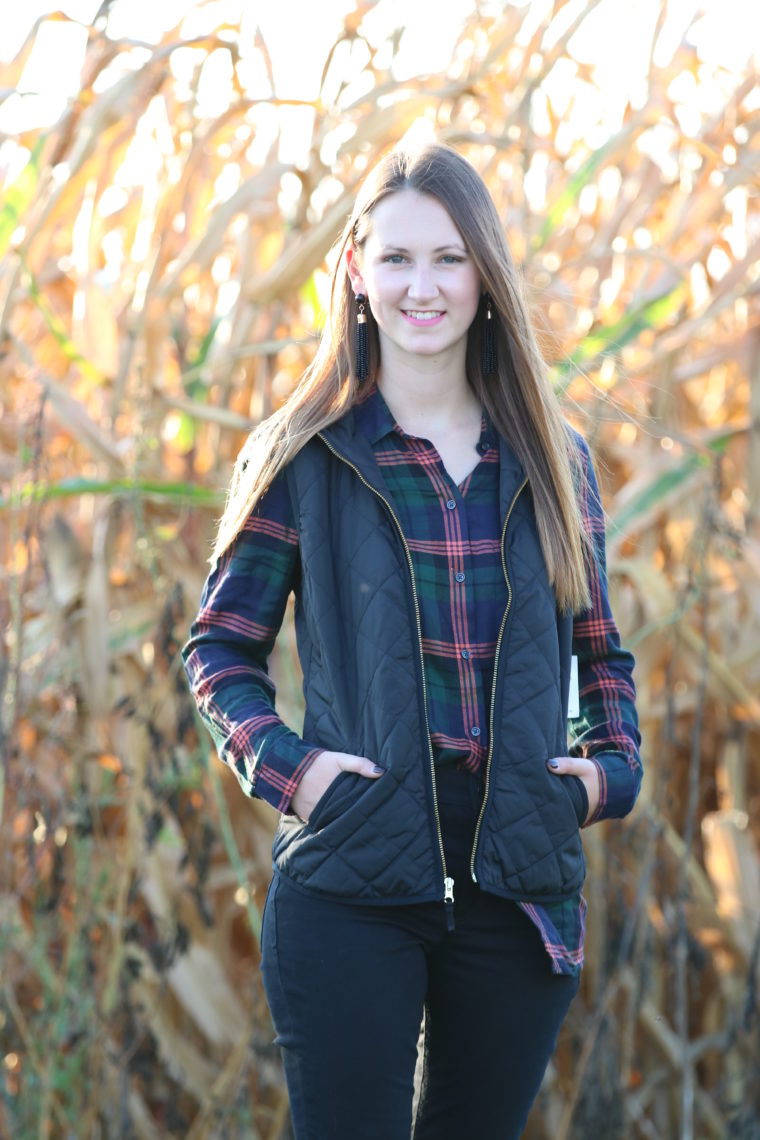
[
  {"left": 469, "top": 476, "right": 529, "bottom": 883},
  {"left": 316, "top": 434, "right": 455, "bottom": 928}
]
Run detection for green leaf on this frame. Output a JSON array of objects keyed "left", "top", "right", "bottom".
[
  {"left": 531, "top": 140, "right": 621, "bottom": 253},
  {"left": 553, "top": 284, "right": 686, "bottom": 392},
  {"left": 168, "top": 410, "right": 197, "bottom": 453},
  {"left": 609, "top": 431, "right": 733, "bottom": 537},
  {"left": 24, "top": 264, "right": 104, "bottom": 385},
  {"left": 193, "top": 316, "right": 222, "bottom": 369},
  {"left": 0, "top": 137, "right": 44, "bottom": 257},
  {"left": 0, "top": 477, "right": 223, "bottom": 509},
  {"left": 180, "top": 316, "right": 222, "bottom": 399},
  {"left": 299, "top": 271, "right": 324, "bottom": 329}
]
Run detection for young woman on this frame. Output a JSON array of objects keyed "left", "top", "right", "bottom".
[{"left": 182, "top": 142, "right": 642, "bottom": 1139}]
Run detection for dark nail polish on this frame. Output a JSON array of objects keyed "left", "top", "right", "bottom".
[
  {"left": 371, "top": 764, "right": 385, "bottom": 774},
  {"left": 547, "top": 759, "right": 559, "bottom": 770}
]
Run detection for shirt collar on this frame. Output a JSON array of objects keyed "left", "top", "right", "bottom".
[
  {"left": 353, "top": 383, "right": 397, "bottom": 445},
  {"left": 354, "top": 383, "right": 498, "bottom": 454}
]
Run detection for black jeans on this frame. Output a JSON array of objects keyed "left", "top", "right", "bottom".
[{"left": 261, "top": 767, "right": 579, "bottom": 1139}]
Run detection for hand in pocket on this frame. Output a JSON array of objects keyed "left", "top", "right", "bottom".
[
  {"left": 291, "top": 751, "right": 385, "bottom": 822},
  {"left": 545, "top": 755, "right": 601, "bottom": 825}
]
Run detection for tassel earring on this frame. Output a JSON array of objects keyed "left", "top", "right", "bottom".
[
  {"left": 355, "top": 293, "right": 369, "bottom": 382},
  {"left": 482, "top": 293, "right": 497, "bottom": 376}
]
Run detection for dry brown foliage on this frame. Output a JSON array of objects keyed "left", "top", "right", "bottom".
[{"left": 1, "top": 2, "right": 759, "bottom": 1137}]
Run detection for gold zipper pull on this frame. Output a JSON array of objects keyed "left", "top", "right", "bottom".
[{"left": 444, "top": 876, "right": 455, "bottom": 931}]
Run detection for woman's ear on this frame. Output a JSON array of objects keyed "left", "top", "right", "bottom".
[{"left": 345, "top": 246, "right": 365, "bottom": 295}]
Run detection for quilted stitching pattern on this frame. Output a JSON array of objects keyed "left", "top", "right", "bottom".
[
  {"left": 476, "top": 497, "right": 585, "bottom": 897},
  {"left": 274, "top": 428, "right": 584, "bottom": 904}
]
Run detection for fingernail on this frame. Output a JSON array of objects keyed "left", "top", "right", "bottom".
[
  {"left": 371, "top": 764, "right": 385, "bottom": 775},
  {"left": 547, "top": 759, "right": 560, "bottom": 770}
]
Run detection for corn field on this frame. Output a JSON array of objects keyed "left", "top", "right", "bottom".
[{"left": 1, "top": 2, "right": 759, "bottom": 1137}]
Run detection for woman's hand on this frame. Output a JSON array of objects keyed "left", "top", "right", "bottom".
[
  {"left": 290, "top": 750, "right": 385, "bottom": 823},
  {"left": 546, "top": 756, "right": 601, "bottom": 825}
]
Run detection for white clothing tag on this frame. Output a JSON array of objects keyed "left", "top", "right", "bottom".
[{"left": 568, "top": 655, "right": 579, "bottom": 718}]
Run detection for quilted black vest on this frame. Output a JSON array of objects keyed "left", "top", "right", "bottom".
[{"left": 271, "top": 408, "right": 586, "bottom": 906}]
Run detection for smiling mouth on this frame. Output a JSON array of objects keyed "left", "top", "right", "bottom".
[{"left": 402, "top": 310, "right": 444, "bottom": 321}]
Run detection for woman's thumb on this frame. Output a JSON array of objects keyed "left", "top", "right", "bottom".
[{"left": 339, "top": 754, "right": 386, "bottom": 778}]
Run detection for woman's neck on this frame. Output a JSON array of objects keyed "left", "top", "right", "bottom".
[{"left": 377, "top": 359, "right": 481, "bottom": 438}]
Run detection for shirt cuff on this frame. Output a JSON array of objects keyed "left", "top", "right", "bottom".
[
  {"left": 247, "top": 736, "right": 325, "bottom": 814},
  {"left": 582, "top": 752, "right": 640, "bottom": 825}
]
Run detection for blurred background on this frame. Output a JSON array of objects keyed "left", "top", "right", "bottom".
[{"left": 1, "top": 1, "right": 758, "bottom": 1136}]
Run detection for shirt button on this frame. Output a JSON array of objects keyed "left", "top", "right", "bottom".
[
  {"left": 470, "top": 725, "right": 481, "bottom": 737},
  {"left": 446, "top": 499, "right": 456, "bottom": 510},
  {"left": 455, "top": 571, "right": 465, "bottom": 583},
  {"left": 461, "top": 649, "right": 470, "bottom": 659}
]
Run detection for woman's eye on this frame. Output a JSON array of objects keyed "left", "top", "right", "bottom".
[{"left": 382, "top": 254, "right": 464, "bottom": 265}]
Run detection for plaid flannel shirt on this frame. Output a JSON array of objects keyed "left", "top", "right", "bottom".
[{"left": 183, "top": 384, "right": 641, "bottom": 975}]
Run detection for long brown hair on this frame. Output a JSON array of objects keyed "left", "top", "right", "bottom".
[{"left": 212, "top": 142, "right": 591, "bottom": 612}]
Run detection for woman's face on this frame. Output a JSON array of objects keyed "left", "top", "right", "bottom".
[{"left": 346, "top": 189, "right": 482, "bottom": 368}]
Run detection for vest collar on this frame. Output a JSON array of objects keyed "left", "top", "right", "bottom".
[{"left": 319, "top": 393, "right": 526, "bottom": 522}]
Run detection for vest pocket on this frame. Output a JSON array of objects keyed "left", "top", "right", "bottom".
[
  {"left": 306, "top": 770, "right": 361, "bottom": 831},
  {"left": 561, "top": 772, "right": 589, "bottom": 827}
]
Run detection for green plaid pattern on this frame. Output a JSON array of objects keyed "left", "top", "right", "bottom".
[{"left": 183, "top": 384, "right": 641, "bottom": 975}]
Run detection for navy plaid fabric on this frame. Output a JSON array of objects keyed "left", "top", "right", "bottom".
[
  {"left": 183, "top": 384, "right": 640, "bottom": 974},
  {"left": 360, "top": 390, "right": 504, "bottom": 772}
]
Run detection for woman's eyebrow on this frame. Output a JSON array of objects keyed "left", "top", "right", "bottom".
[{"left": 379, "top": 244, "right": 468, "bottom": 254}]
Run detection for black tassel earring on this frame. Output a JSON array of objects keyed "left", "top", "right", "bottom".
[
  {"left": 482, "top": 293, "right": 497, "bottom": 376},
  {"left": 355, "top": 293, "right": 369, "bottom": 382}
]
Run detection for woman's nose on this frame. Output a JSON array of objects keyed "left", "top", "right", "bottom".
[{"left": 407, "top": 265, "right": 438, "bottom": 300}]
